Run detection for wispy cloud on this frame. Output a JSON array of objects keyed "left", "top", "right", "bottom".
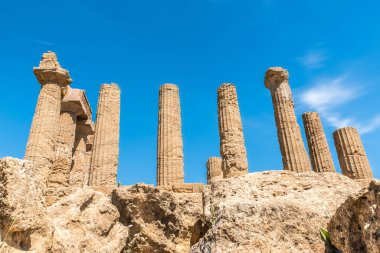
[
  {"left": 30, "top": 39, "right": 56, "bottom": 46},
  {"left": 297, "top": 50, "right": 327, "bottom": 69},
  {"left": 298, "top": 75, "right": 380, "bottom": 134}
]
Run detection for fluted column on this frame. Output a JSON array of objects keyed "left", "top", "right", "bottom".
[
  {"left": 25, "top": 51, "right": 72, "bottom": 185},
  {"left": 157, "top": 84, "right": 184, "bottom": 187},
  {"left": 217, "top": 83, "right": 248, "bottom": 178},
  {"left": 89, "top": 84, "right": 121, "bottom": 187},
  {"left": 206, "top": 157, "right": 223, "bottom": 184},
  {"left": 302, "top": 112, "right": 335, "bottom": 172},
  {"left": 70, "top": 120, "right": 94, "bottom": 187},
  {"left": 264, "top": 67, "right": 311, "bottom": 172},
  {"left": 333, "top": 127, "right": 373, "bottom": 180}
]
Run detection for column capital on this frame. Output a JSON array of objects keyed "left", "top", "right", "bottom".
[
  {"left": 264, "top": 67, "right": 289, "bottom": 90},
  {"left": 33, "top": 51, "right": 72, "bottom": 86},
  {"left": 61, "top": 88, "right": 92, "bottom": 120}
]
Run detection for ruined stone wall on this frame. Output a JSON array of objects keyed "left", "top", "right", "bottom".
[
  {"left": 333, "top": 127, "right": 373, "bottom": 180},
  {"left": 217, "top": 83, "right": 248, "bottom": 178},
  {"left": 157, "top": 84, "right": 184, "bottom": 186},
  {"left": 302, "top": 112, "right": 335, "bottom": 172},
  {"left": 89, "top": 84, "right": 121, "bottom": 187},
  {"left": 264, "top": 67, "right": 311, "bottom": 172}
]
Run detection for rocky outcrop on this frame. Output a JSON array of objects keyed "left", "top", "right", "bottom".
[
  {"left": 328, "top": 180, "right": 380, "bottom": 253},
  {"left": 191, "top": 171, "right": 362, "bottom": 253},
  {"left": 112, "top": 184, "right": 203, "bottom": 253},
  {"left": 0, "top": 157, "right": 127, "bottom": 253}
]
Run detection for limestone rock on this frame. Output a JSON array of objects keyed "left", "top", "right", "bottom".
[
  {"left": 328, "top": 180, "right": 380, "bottom": 253},
  {"left": 191, "top": 171, "right": 362, "bottom": 253},
  {"left": 112, "top": 184, "right": 203, "bottom": 253},
  {"left": 0, "top": 157, "right": 49, "bottom": 252}
]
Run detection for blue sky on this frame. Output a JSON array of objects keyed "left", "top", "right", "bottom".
[{"left": 0, "top": 0, "right": 379, "bottom": 185}]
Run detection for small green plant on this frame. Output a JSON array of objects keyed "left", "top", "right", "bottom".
[
  {"left": 210, "top": 206, "right": 217, "bottom": 227},
  {"left": 117, "top": 182, "right": 122, "bottom": 187},
  {"left": 320, "top": 228, "right": 341, "bottom": 253}
]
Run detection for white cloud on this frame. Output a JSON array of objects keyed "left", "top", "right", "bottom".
[
  {"left": 298, "top": 50, "right": 327, "bottom": 69},
  {"left": 30, "top": 39, "right": 56, "bottom": 46},
  {"left": 298, "top": 76, "right": 380, "bottom": 134}
]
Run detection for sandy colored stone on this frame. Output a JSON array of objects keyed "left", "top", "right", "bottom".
[
  {"left": 302, "top": 112, "right": 335, "bottom": 172},
  {"left": 89, "top": 84, "right": 121, "bottom": 188},
  {"left": 157, "top": 84, "right": 185, "bottom": 187},
  {"left": 25, "top": 52, "right": 72, "bottom": 186},
  {"left": 112, "top": 184, "right": 203, "bottom": 253},
  {"left": 333, "top": 127, "right": 373, "bottom": 180},
  {"left": 265, "top": 67, "right": 311, "bottom": 172},
  {"left": 70, "top": 120, "right": 95, "bottom": 187},
  {"left": 217, "top": 83, "right": 248, "bottom": 178},
  {"left": 328, "top": 180, "right": 380, "bottom": 253},
  {"left": 207, "top": 157, "right": 223, "bottom": 183},
  {"left": 191, "top": 171, "right": 362, "bottom": 253}
]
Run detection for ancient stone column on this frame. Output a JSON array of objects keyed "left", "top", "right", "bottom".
[
  {"left": 217, "top": 83, "right": 248, "bottom": 178},
  {"left": 25, "top": 51, "right": 72, "bottom": 185},
  {"left": 264, "top": 67, "right": 311, "bottom": 172},
  {"left": 302, "top": 112, "right": 335, "bottom": 172},
  {"left": 89, "top": 84, "right": 121, "bottom": 187},
  {"left": 70, "top": 120, "right": 95, "bottom": 187},
  {"left": 206, "top": 157, "right": 223, "bottom": 184},
  {"left": 333, "top": 127, "right": 373, "bottom": 180},
  {"left": 157, "top": 84, "right": 184, "bottom": 187}
]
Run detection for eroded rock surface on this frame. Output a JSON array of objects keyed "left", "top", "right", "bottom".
[
  {"left": 328, "top": 180, "right": 380, "bottom": 253},
  {"left": 191, "top": 171, "right": 362, "bottom": 253},
  {"left": 112, "top": 184, "right": 203, "bottom": 253}
]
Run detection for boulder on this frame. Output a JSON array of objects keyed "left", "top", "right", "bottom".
[
  {"left": 191, "top": 171, "right": 362, "bottom": 253},
  {"left": 328, "top": 180, "right": 380, "bottom": 253},
  {"left": 112, "top": 184, "right": 203, "bottom": 253}
]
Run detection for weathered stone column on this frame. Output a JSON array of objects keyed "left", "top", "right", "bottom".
[
  {"left": 302, "top": 112, "right": 335, "bottom": 172},
  {"left": 47, "top": 89, "right": 93, "bottom": 189},
  {"left": 25, "top": 51, "right": 72, "bottom": 185},
  {"left": 217, "top": 83, "right": 248, "bottom": 178},
  {"left": 70, "top": 120, "right": 95, "bottom": 187},
  {"left": 157, "top": 84, "right": 184, "bottom": 187},
  {"left": 264, "top": 67, "right": 311, "bottom": 172},
  {"left": 333, "top": 127, "right": 373, "bottom": 180},
  {"left": 206, "top": 157, "right": 223, "bottom": 184},
  {"left": 89, "top": 84, "right": 121, "bottom": 188}
]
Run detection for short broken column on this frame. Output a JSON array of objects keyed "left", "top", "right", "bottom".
[
  {"left": 333, "top": 127, "right": 373, "bottom": 180},
  {"left": 47, "top": 89, "right": 93, "bottom": 189},
  {"left": 25, "top": 51, "right": 72, "bottom": 185},
  {"left": 70, "top": 120, "right": 95, "bottom": 187},
  {"left": 302, "top": 112, "right": 335, "bottom": 172},
  {"left": 206, "top": 157, "right": 223, "bottom": 184},
  {"left": 157, "top": 84, "right": 184, "bottom": 187},
  {"left": 217, "top": 83, "right": 248, "bottom": 178},
  {"left": 264, "top": 67, "right": 311, "bottom": 172},
  {"left": 89, "top": 84, "right": 121, "bottom": 188}
]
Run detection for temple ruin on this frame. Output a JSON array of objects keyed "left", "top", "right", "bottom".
[
  {"left": 206, "top": 157, "right": 223, "bottom": 183},
  {"left": 333, "top": 127, "right": 373, "bottom": 181},
  {"left": 89, "top": 84, "right": 121, "bottom": 188},
  {"left": 302, "top": 112, "right": 335, "bottom": 172},
  {"left": 217, "top": 83, "right": 248, "bottom": 178},
  {"left": 264, "top": 67, "right": 311, "bottom": 172},
  {"left": 21, "top": 52, "right": 375, "bottom": 200},
  {"left": 156, "top": 84, "right": 184, "bottom": 187}
]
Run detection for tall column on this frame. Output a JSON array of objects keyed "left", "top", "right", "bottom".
[
  {"left": 264, "top": 67, "right": 311, "bottom": 172},
  {"left": 157, "top": 84, "right": 184, "bottom": 187},
  {"left": 70, "top": 120, "right": 95, "bottom": 187},
  {"left": 25, "top": 51, "right": 72, "bottom": 185},
  {"left": 217, "top": 83, "right": 248, "bottom": 178},
  {"left": 89, "top": 84, "right": 121, "bottom": 187},
  {"left": 302, "top": 112, "right": 335, "bottom": 172},
  {"left": 206, "top": 157, "right": 223, "bottom": 184},
  {"left": 47, "top": 89, "right": 93, "bottom": 188},
  {"left": 333, "top": 127, "right": 373, "bottom": 180}
]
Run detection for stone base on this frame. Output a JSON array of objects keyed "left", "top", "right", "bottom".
[{"left": 157, "top": 183, "right": 204, "bottom": 193}]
